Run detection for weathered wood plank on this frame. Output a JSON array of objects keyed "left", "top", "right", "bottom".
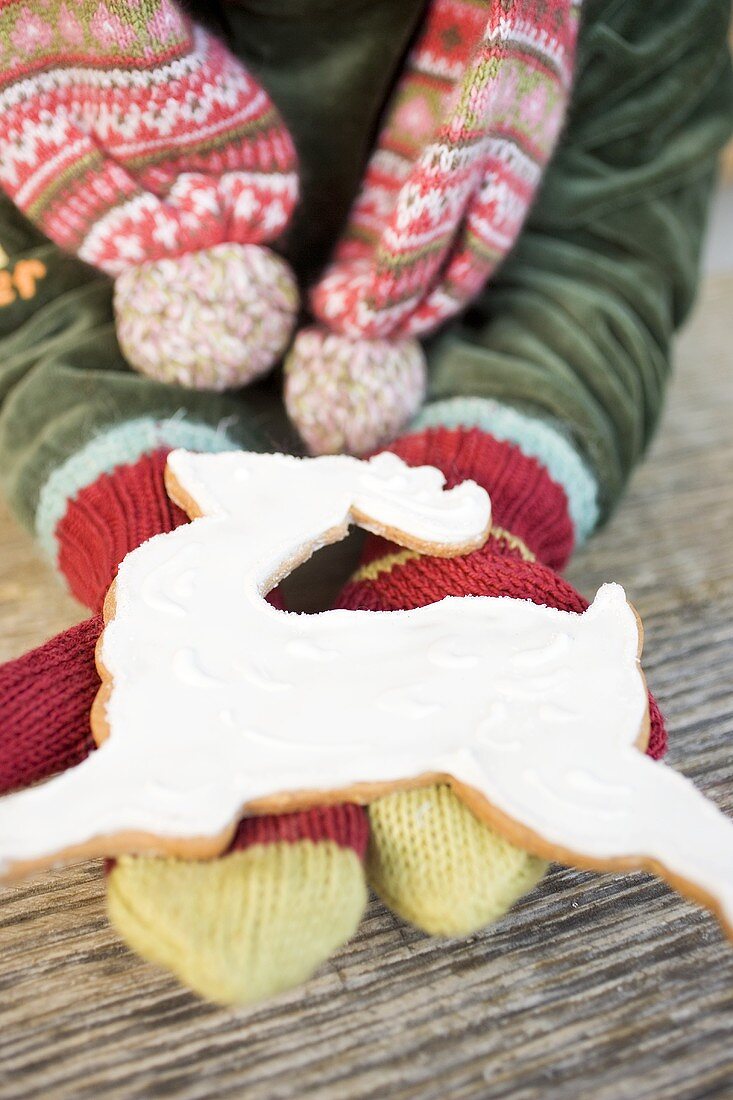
[{"left": 0, "top": 276, "right": 731, "bottom": 1099}]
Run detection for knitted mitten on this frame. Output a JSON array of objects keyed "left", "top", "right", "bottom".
[
  {"left": 337, "top": 427, "right": 668, "bottom": 935},
  {"left": 0, "top": 622, "right": 367, "bottom": 1002},
  {"left": 43, "top": 451, "right": 370, "bottom": 1003},
  {"left": 0, "top": 0, "right": 299, "bottom": 389},
  {"left": 0, "top": 0, "right": 579, "bottom": 447}
]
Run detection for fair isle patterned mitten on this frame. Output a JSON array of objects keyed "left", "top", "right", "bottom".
[
  {"left": 284, "top": 0, "right": 581, "bottom": 455},
  {"left": 0, "top": 0, "right": 581, "bottom": 451},
  {"left": 337, "top": 427, "right": 668, "bottom": 935},
  {"left": 27, "top": 450, "right": 370, "bottom": 1004},
  {"left": 0, "top": 0, "right": 299, "bottom": 389}
]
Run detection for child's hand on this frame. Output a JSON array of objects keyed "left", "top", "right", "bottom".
[
  {"left": 17, "top": 448, "right": 371, "bottom": 1004},
  {"left": 0, "top": 613, "right": 369, "bottom": 1003},
  {"left": 335, "top": 427, "right": 667, "bottom": 934}
]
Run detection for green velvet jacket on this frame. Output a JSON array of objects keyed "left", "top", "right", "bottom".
[{"left": 0, "top": 0, "right": 731, "bottom": 539}]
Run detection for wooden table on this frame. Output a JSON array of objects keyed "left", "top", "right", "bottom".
[{"left": 0, "top": 276, "right": 731, "bottom": 1099}]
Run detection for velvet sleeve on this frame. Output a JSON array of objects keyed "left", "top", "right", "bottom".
[{"left": 0, "top": 197, "right": 273, "bottom": 540}]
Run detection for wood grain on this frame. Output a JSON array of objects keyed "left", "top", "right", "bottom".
[{"left": 0, "top": 276, "right": 731, "bottom": 1099}]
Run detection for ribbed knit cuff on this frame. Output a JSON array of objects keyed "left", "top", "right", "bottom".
[
  {"left": 57, "top": 449, "right": 188, "bottom": 613},
  {"left": 412, "top": 397, "right": 599, "bottom": 545},
  {"left": 35, "top": 416, "right": 241, "bottom": 566},
  {"left": 385, "top": 426, "right": 575, "bottom": 571}
]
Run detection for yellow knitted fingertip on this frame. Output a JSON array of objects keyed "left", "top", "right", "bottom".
[
  {"left": 107, "top": 840, "right": 367, "bottom": 1004},
  {"left": 368, "top": 785, "right": 547, "bottom": 936}
]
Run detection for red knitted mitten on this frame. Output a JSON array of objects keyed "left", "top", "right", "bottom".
[
  {"left": 0, "top": 609, "right": 368, "bottom": 1002},
  {"left": 13, "top": 450, "right": 370, "bottom": 1002},
  {"left": 57, "top": 450, "right": 187, "bottom": 614},
  {"left": 336, "top": 426, "right": 666, "bottom": 935}
]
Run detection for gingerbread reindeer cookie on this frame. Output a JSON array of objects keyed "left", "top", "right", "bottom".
[{"left": 0, "top": 450, "right": 732, "bottom": 941}]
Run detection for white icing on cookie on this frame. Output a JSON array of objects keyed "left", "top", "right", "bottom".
[{"left": 0, "top": 450, "right": 732, "bottom": 939}]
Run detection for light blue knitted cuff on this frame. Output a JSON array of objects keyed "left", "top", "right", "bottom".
[
  {"left": 411, "top": 397, "right": 599, "bottom": 544},
  {"left": 35, "top": 416, "right": 239, "bottom": 562}
]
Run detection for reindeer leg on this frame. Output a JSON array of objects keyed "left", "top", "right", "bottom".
[
  {"left": 597, "top": 751, "right": 733, "bottom": 938},
  {"left": 0, "top": 741, "right": 147, "bottom": 879}
]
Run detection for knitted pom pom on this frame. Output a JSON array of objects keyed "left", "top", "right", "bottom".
[
  {"left": 114, "top": 244, "right": 299, "bottom": 391},
  {"left": 284, "top": 327, "right": 427, "bottom": 455}
]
